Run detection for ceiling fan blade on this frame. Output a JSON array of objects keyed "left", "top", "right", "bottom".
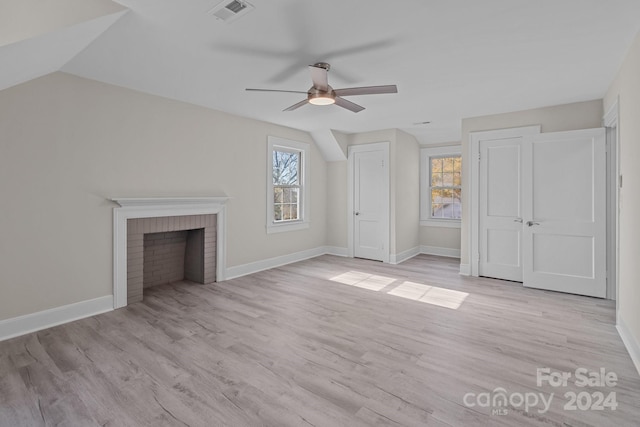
[
  {"left": 283, "top": 99, "right": 309, "bottom": 112},
  {"left": 334, "top": 97, "right": 365, "bottom": 113},
  {"left": 309, "top": 65, "right": 329, "bottom": 91},
  {"left": 246, "top": 88, "right": 308, "bottom": 94},
  {"left": 334, "top": 85, "right": 398, "bottom": 97}
]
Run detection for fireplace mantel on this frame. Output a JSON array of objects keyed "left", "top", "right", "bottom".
[
  {"left": 111, "top": 196, "right": 228, "bottom": 309},
  {"left": 112, "top": 197, "right": 230, "bottom": 208}
]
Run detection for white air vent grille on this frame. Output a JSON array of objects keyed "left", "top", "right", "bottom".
[{"left": 209, "top": 0, "right": 254, "bottom": 23}]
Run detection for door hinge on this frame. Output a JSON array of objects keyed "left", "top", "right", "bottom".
[
  {"left": 381, "top": 159, "right": 385, "bottom": 168},
  {"left": 478, "top": 152, "right": 481, "bottom": 161},
  {"left": 619, "top": 174, "right": 623, "bottom": 188}
]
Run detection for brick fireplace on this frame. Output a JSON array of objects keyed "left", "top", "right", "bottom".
[
  {"left": 112, "top": 197, "right": 228, "bottom": 309},
  {"left": 126, "top": 214, "right": 216, "bottom": 303}
]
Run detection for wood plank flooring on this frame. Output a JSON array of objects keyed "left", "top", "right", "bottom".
[{"left": 1, "top": 255, "right": 639, "bottom": 426}]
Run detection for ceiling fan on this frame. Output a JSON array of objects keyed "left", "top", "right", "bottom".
[{"left": 246, "top": 62, "right": 398, "bottom": 113}]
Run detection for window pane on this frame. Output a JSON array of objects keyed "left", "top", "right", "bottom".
[
  {"left": 454, "top": 172, "right": 461, "bottom": 186},
  {"left": 282, "top": 204, "right": 291, "bottom": 221},
  {"left": 431, "top": 187, "right": 462, "bottom": 219},
  {"left": 431, "top": 188, "right": 443, "bottom": 204},
  {"left": 431, "top": 158, "right": 443, "bottom": 174},
  {"left": 274, "top": 204, "right": 283, "bottom": 221},
  {"left": 274, "top": 187, "right": 283, "bottom": 203},
  {"left": 431, "top": 172, "right": 443, "bottom": 187},
  {"left": 273, "top": 151, "right": 300, "bottom": 185},
  {"left": 443, "top": 172, "right": 454, "bottom": 186},
  {"left": 453, "top": 189, "right": 462, "bottom": 219},
  {"left": 432, "top": 203, "right": 443, "bottom": 218},
  {"left": 444, "top": 157, "right": 455, "bottom": 172},
  {"left": 289, "top": 204, "right": 299, "bottom": 221},
  {"left": 453, "top": 203, "right": 462, "bottom": 219}
]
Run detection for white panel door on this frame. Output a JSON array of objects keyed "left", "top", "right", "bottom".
[
  {"left": 353, "top": 148, "right": 387, "bottom": 261},
  {"left": 479, "top": 138, "right": 524, "bottom": 281},
  {"left": 523, "top": 129, "right": 606, "bottom": 297}
]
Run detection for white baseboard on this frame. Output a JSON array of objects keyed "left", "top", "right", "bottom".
[
  {"left": 617, "top": 316, "right": 640, "bottom": 377},
  {"left": 391, "top": 247, "right": 421, "bottom": 264},
  {"left": 0, "top": 295, "right": 113, "bottom": 342},
  {"left": 324, "top": 246, "right": 349, "bottom": 257},
  {"left": 459, "top": 263, "right": 471, "bottom": 276},
  {"left": 225, "top": 247, "right": 328, "bottom": 280},
  {"left": 420, "top": 245, "right": 461, "bottom": 259}
]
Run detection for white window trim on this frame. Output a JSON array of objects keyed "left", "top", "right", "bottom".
[
  {"left": 420, "top": 145, "right": 462, "bottom": 228},
  {"left": 267, "top": 136, "right": 310, "bottom": 234}
]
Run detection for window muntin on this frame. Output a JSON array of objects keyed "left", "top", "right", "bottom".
[
  {"left": 420, "top": 146, "right": 462, "bottom": 227},
  {"left": 272, "top": 149, "right": 301, "bottom": 222},
  {"left": 430, "top": 155, "right": 462, "bottom": 220},
  {"left": 267, "top": 136, "right": 310, "bottom": 233}
]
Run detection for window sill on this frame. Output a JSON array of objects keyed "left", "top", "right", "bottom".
[
  {"left": 267, "top": 221, "right": 310, "bottom": 234},
  {"left": 420, "top": 219, "right": 461, "bottom": 229}
]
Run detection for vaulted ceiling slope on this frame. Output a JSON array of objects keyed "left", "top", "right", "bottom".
[
  {"left": 0, "top": 0, "right": 127, "bottom": 91},
  {"left": 3, "top": 0, "right": 640, "bottom": 144}
]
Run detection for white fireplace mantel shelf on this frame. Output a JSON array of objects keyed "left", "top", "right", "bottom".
[
  {"left": 111, "top": 197, "right": 229, "bottom": 208},
  {"left": 111, "top": 196, "right": 228, "bottom": 309}
]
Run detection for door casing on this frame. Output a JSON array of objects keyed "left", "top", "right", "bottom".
[
  {"left": 347, "top": 141, "right": 390, "bottom": 263},
  {"left": 604, "top": 98, "right": 620, "bottom": 305}
]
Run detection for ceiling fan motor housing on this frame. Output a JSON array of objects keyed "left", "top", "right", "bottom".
[
  {"left": 313, "top": 62, "right": 331, "bottom": 71},
  {"left": 308, "top": 85, "right": 336, "bottom": 105}
]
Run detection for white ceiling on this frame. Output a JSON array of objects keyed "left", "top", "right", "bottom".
[{"left": 4, "top": 0, "right": 640, "bottom": 144}]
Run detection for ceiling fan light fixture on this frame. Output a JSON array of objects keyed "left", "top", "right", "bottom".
[
  {"left": 308, "top": 92, "right": 336, "bottom": 106},
  {"left": 247, "top": 63, "right": 396, "bottom": 112}
]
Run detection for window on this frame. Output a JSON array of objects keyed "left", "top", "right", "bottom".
[
  {"left": 273, "top": 149, "right": 300, "bottom": 221},
  {"left": 267, "top": 136, "right": 310, "bottom": 233},
  {"left": 420, "top": 146, "right": 462, "bottom": 228}
]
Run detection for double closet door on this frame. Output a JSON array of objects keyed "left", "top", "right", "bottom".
[{"left": 479, "top": 128, "right": 606, "bottom": 298}]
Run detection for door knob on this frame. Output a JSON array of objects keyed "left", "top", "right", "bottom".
[
  {"left": 355, "top": 212, "right": 360, "bottom": 216},
  {"left": 526, "top": 221, "right": 540, "bottom": 227},
  {"left": 514, "top": 218, "right": 523, "bottom": 223}
]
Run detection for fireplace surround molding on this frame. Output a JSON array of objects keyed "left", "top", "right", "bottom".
[{"left": 111, "top": 197, "right": 229, "bottom": 309}]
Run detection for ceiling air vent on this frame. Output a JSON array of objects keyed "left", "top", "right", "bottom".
[{"left": 208, "top": 0, "right": 255, "bottom": 23}]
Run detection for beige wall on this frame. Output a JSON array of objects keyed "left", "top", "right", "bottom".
[
  {"left": 326, "top": 161, "right": 348, "bottom": 249},
  {"left": 605, "top": 31, "right": 640, "bottom": 358},
  {"left": 460, "top": 99, "right": 604, "bottom": 265},
  {"left": 0, "top": 72, "right": 327, "bottom": 320},
  {"left": 395, "top": 130, "right": 420, "bottom": 254},
  {"left": 420, "top": 227, "right": 461, "bottom": 251}
]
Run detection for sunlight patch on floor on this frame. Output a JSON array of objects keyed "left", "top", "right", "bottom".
[
  {"left": 330, "top": 271, "right": 396, "bottom": 291},
  {"left": 388, "top": 281, "right": 468, "bottom": 309},
  {"left": 330, "top": 272, "right": 469, "bottom": 309}
]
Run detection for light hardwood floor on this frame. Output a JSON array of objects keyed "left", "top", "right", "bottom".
[{"left": 1, "top": 255, "right": 639, "bottom": 426}]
